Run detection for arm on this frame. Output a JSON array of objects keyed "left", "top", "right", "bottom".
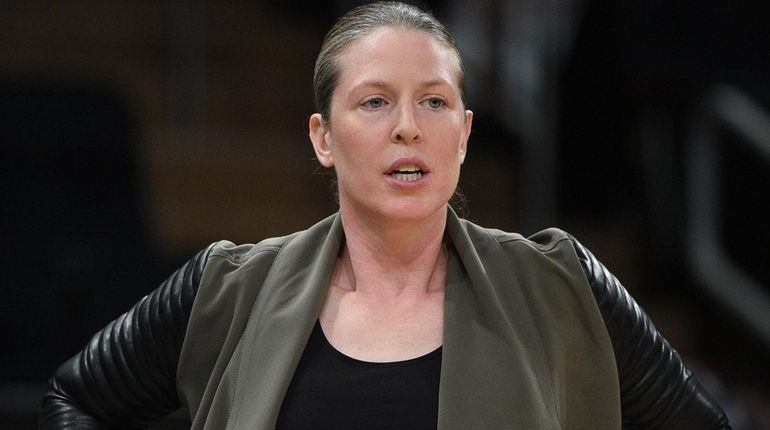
[
  {"left": 38, "top": 244, "right": 215, "bottom": 429},
  {"left": 568, "top": 236, "right": 731, "bottom": 430}
]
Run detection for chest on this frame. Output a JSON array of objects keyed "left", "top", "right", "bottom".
[
  {"left": 318, "top": 287, "right": 444, "bottom": 362},
  {"left": 275, "top": 321, "right": 442, "bottom": 430}
]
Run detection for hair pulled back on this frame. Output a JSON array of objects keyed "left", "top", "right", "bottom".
[{"left": 313, "top": 1, "right": 466, "bottom": 123}]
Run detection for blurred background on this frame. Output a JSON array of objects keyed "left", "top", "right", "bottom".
[{"left": 1, "top": 0, "right": 768, "bottom": 428}]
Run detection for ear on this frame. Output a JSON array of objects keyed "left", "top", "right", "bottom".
[
  {"left": 309, "top": 113, "right": 334, "bottom": 167},
  {"left": 459, "top": 109, "right": 473, "bottom": 164}
]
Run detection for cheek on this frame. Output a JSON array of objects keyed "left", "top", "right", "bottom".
[
  {"left": 329, "top": 126, "right": 372, "bottom": 171},
  {"left": 332, "top": 118, "right": 389, "bottom": 158},
  {"left": 429, "top": 123, "right": 466, "bottom": 158}
]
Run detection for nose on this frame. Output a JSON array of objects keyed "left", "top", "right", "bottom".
[{"left": 390, "top": 103, "right": 421, "bottom": 143}]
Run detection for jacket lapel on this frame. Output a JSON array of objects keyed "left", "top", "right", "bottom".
[
  {"left": 439, "top": 210, "right": 559, "bottom": 428},
  {"left": 224, "top": 213, "right": 344, "bottom": 429}
]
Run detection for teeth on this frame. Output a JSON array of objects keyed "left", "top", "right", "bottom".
[
  {"left": 395, "top": 163, "right": 419, "bottom": 173},
  {"left": 389, "top": 163, "right": 425, "bottom": 181},
  {"left": 392, "top": 171, "right": 423, "bottom": 182}
]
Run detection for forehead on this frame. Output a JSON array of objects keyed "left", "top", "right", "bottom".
[{"left": 334, "top": 27, "right": 462, "bottom": 91}]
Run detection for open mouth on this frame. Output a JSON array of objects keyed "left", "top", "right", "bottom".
[{"left": 388, "top": 163, "right": 426, "bottom": 182}]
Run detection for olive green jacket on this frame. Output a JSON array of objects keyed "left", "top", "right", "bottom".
[{"left": 177, "top": 209, "right": 621, "bottom": 429}]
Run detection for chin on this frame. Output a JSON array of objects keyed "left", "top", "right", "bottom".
[
  {"left": 340, "top": 187, "right": 452, "bottom": 224},
  {"left": 375, "top": 199, "right": 449, "bottom": 223}
]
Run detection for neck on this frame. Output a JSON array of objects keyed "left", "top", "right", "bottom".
[{"left": 336, "top": 204, "right": 449, "bottom": 297}]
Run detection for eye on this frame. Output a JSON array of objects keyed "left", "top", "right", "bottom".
[
  {"left": 424, "top": 97, "right": 446, "bottom": 109},
  {"left": 362, "top": 97, "right": 385, "bottom": 109}
]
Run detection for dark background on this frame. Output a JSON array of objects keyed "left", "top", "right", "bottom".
[{"left": 2, "top": 1, "right": 768, "bottom": 428}]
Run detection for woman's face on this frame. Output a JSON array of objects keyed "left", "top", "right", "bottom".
[{"left": 310, "top": 27, "right": 472, "bottom": 224}]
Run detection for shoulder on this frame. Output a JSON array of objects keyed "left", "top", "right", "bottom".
[
  {"left": 450, "top": 217, "right": 594, "bottom": 318},
  {"left": 203, "top": 212, "right": 340, "bottom": 271},
  {"left": 492, "top": 227, "right": 582, "bottom": 275},
  {"left": 485, "top": 226, "right": 575, "bottom": 254},
  {"left": 455, "top": 218, "right": 595, "bottom": 319},
  {"left": 458, "top": 217, "right": 579, "bottom": 266},
  {"left": 206, "top": 233, "right": 296, "bottom": 264},
  {"left": 187, "top": 233, "right": 302, "bottom": 329},
  {"left": 187, "top": 231, "right": 310, "bottom": 340},
  {"left": 190, "top": 212, "right": 341, "bottom": 322}
]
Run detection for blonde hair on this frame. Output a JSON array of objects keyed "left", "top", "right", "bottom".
[{"left": 313, "top": 1, "right": 465, "bottom": 122}]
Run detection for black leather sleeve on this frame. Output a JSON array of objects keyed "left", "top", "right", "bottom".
[
  {"left": 38, "top": 243, "right": 216, "bottom": 429},
  {"left": 568, "top": 236, "right": 731, "bottom": 429}
]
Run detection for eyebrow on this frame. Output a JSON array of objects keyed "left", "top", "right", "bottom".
[{"left": 353, "top": 78, "right": 452, "bottom": 91}]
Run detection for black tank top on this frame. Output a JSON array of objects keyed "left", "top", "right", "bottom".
[{"left": 275, "top": 320, "right": 442, "bottom": 429}]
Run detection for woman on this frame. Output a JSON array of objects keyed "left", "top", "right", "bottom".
[{"left": 40, "top": 2, "right": 730, "bottom": 429}]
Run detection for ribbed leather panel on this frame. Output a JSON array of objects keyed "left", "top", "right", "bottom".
[
  {"left": 38, "top": 243, "right": 215, "bottom": 429},
  {"left": 569, "top": 235, "right": 731, "bottom": 429}
]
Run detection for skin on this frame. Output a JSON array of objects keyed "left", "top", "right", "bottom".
[{"left": 309, "top": 27, "right": 473, "bottom": 362}]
